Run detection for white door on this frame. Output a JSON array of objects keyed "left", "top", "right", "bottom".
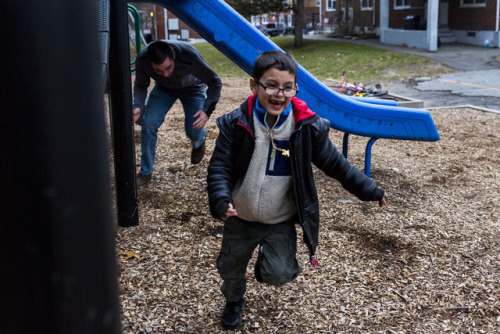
[{"left": 439, "top": 0, "right": 449, "bottom": 26}]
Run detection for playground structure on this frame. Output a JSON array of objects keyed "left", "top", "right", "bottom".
[
  {"left": 2, "top": 1, "right": 122, "bottom": 333},
  {"left": 130, "top": 0, "right": 440, "bottom": 177},
  {"left": 104, "top": 0, "right": 440, "bottom": 227},
  {"left": 1, "top": 0, "right": 440, "bottom": 331}
]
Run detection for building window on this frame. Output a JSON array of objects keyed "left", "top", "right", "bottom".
[
  {"left": 461, "top": 0, "right": 486, "bottom": 7},
  {"left": 251, "top": 15, "right": 260, "bottom": 26},
  {"left": 287, "top": 14, "right": 293, "bottom": 27},
  {"left": 326, "top": 0, "right": 336, "bottom": 11},
  {"left": 394, "top": 0, "right": 410, "bottom": 9},
  {"left": 360, "top": 0, "right": 374, "bottom": 10},
  {"left": 279, "top": 14, "right": 285, "bottom": 23},
  {"left": 262, "top": 14, "right": 269, "bottom": 25}
]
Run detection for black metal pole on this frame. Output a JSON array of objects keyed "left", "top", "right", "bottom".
[
  {"left": 0, "top": 1, "right": 122, "bottom": 333},
  {"left": 109, "top": 0, "right": 140, "bottom": 227}
]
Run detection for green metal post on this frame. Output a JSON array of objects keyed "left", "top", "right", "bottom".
[{"left": 127, "top": 4, "right": 142, "bottom": 71}]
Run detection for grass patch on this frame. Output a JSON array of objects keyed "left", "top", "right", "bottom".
[{"left": 194, "top": 36, "right": 447, "bottom": 83}]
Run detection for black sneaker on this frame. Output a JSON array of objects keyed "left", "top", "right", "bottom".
[
  {"left": 221, "top": 299, "right": 245, "bottom": 330},
  {"left": 254, "top": 245, "right": 264, "bottom": 283},
  {"left": 190, "top": 140, "right": 205, "bottom": 164},
  {"left": 136, "top": 173, "right": 152, "bottom": 186}
]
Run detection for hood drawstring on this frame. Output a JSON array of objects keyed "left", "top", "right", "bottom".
[{"left": 264, "top": 114, "right": 290, "bottom": 158}]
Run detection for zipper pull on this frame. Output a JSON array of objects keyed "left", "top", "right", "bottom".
[
  {"left": 270, "top": 148, "right": 276, "bottom": 159},
  {"left": 282, "top": 149, "right": 290, "bottom": 157}
]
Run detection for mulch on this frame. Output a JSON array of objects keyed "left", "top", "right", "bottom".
[{"left": 113, "top": 77, "right": 500, "bottom": 333}]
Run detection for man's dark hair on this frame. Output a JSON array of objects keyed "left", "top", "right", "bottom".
[
  {"left": 147, "top": 41, "right": 175, "bottom": 65},
  {"left": 252, "top": 50, "right": 297, "bottom": 81}
]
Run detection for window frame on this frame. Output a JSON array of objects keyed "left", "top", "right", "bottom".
[
  {"left": 261, "top": 14, "right": 269, "bottom": 25},
  {"left": 251, "top": 15, "right": 260, "bottom": 26},
  {"left": 460, "top": 0, "right": 486, "bottom": 8},
  {"left": 394, "top": 0, "right": 411, "bottom": 10},
  {"left": 326, "top": 0, "right": 336, "bottom": 12},
  {"left": 360, "top": 0, "right": 374, "bottom": 11}
]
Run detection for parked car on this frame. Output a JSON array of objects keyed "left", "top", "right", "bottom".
[
  {"left": 256, "top": 25, "right": 269, "bottom": 36},
  {"left": 265, "top": 22, "right": 286, "bottom": 36}
]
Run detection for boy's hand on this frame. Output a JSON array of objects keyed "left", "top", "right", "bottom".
[
  {"left": 223, "top": 203, "right": 238, "bottom": 220},
  {"left": 378, "top": 197, "right": 387, "bottom": 207}
]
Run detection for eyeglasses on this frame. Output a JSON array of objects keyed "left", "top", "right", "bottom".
[{"left": 254, "top": 79, "right": 299, "bottom": 98}]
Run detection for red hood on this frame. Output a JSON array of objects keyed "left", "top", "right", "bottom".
[
  {"left": 291, "top": 97, "right": 316, "bottom": 122},
  {"left": 246, "top": 94, "right": 315, "bottom": 123}
]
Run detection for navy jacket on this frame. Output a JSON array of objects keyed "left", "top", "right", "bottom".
[
  {"left": 133, "top": 40, "right": 222, "bottom": 117},
  {"left": 207, "top": 95, "right": 385, "bottom": 262}
]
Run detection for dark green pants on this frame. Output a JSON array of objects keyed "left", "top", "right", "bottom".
[{"left": 216, "top": 216, "right": 302, "bottom": 302}]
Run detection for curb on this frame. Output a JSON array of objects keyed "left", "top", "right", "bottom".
[
  {"left": 386, "top": 92, "right": 424, "bottom": 108},
  {"left": 426, "top": 104, "right": 500, "bottom": 114}
]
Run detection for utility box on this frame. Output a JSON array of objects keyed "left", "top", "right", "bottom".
[
  {"left": 168, "top": 18, "right": 179, "bottom": 30},
  {"left": 180, "top": 29, "right": 189, "bottom": 40}
]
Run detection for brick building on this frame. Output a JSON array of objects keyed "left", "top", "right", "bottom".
[
  {"left": 130, "top": 1, "right": 499, "bottom": 50},
  {"left": 129, "top": 2, "right": 202, "bottom": 42}
]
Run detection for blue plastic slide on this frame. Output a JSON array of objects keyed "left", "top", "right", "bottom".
[{"left": 137, "top": 0, "right": 440, "bottom": 175}]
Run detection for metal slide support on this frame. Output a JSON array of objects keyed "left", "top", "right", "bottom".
[
  {"left": 109, "top": 0, "right": 139, "bottom": 227},
  {"left": 0, "top": 1, "right": 122, "bottom": 332},
  {"left": 364, "top": 138, "right": 379, "bottom": 178},
  {"left": 342, "top": 133, "right": 379, "bottom": 177}
]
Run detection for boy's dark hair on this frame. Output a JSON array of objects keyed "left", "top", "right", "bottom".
[
  {"left": 147, "top": 41, "right": 175, "bottom": 65},
  {"left": 252, "top": 50, "right": 297, "bottom": 81}
]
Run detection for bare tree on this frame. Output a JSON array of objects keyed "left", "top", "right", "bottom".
[
  {"left": 293, "top": 0, "right": 304, "bottom": 48},
  {"left": 229, "top": 0, "right": 286, "bottom": 17},
  {"left": 337, "top": 0, "right": 354, "bottom": 36},
  {"left": 228, "top": 0, "right": 305, "bottom": 48}
]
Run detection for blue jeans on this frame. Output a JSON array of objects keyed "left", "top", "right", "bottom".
[{"left": 137, "top": 84, "right": 207, "bottom": 175}]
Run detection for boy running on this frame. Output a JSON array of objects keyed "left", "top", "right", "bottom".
[{"left": 207, "top": 50, "right": 386, "bottom": 330}]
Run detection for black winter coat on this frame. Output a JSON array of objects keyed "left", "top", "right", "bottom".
[{"left": 207, "top": 95, "right": 385, "bottom": 262}]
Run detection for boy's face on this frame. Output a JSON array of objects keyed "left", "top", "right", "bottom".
[{"left": 250, "top": 68, "right": 296, "bottom": 118}]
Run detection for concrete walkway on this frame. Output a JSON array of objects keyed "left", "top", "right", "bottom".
[{"left": 306, "top": 35, "right": 500, "bottom": 112}]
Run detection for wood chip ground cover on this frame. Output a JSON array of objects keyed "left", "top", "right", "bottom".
[{"left": 114, "top": 78, "right": 500, "bottom": 333}]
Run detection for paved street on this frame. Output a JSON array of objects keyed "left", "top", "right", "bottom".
[{"left": 417, "top": 70, "right": 500, "bottom": 98}]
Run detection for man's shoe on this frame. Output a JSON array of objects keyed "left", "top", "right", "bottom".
[
  {"left": 191, "top": 140, "right": 205, "bottom": 164},
  {"left": 221, "top": 299, "right": 244, "bottom": 330},
  {"left": 136, "top": 173, "right": 152, "bottom": 186}
]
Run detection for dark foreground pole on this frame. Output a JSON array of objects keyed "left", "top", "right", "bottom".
[
  {"left": 109, "top": 0, "right": 140, "bottom": 227},
  {"left": 0, "top": 1, "right": 122, "bottom": 333}
]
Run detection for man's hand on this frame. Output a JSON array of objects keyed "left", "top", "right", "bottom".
[
  {"left": 133, "top": 107, "right": 141, "bottom": 123},
  {"left": 378, "top": 197, "right": 387, "bottom": 207},
  {"left": 193, "top": 110, "right": 208, "bottom": 129}
]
